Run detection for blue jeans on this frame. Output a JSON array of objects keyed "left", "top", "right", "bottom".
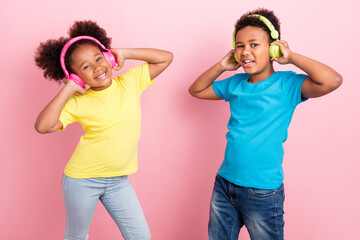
[
  {"left": 62, "top": 175, "right": 151, "bottom": 240},
  {"left": 209, "top": 174, "right": 285, "bottom": 240}
]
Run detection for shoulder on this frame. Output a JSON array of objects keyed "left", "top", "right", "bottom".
[
  {"left": 115, "top": 64, "right": 149, "bottom": 82},
  {"left": 214, "top": 73, "right": 249, "bottom": 87},
  {"left": 122, "top": 63, "right": 149, "bottom": 77},
  {"left": 275, "top": 71, "right": 307, "bottom": 81}
]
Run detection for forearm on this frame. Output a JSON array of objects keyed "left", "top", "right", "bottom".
[
  {"left": 113, "top": 48, "right": 173, "bottom": 79},
  {"left": 119, "top": 48, "right": 172, "bottom": 64},
  {"left": 35, "top": 83, "right": 75, "bottom": 133},
  {"left": 189, "top": 62, "right": 225, "bottom": 95}
]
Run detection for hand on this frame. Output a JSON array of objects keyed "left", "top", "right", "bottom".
[
  {"left": 110, "top": 48, "right": 126, "bottom": 71},
  {"left": 62, "top": 78, "right": 87, "bottom": 95},
  {"left": 271, "top": 40, "right": 293, "bottom": 64},
  {"left": 219, "top": 50, "right": 242, "bottom": 71}
]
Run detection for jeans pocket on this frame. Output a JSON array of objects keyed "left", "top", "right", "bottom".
[{"left": 248, "top": 188, "right": 276, "bottom": 199}]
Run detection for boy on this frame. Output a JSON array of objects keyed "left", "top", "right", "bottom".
[{"left": 188, "top": 8, "right": 342, "bottom": 240}]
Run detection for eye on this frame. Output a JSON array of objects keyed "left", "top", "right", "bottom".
[
  {"left": 83, "top": 65, "right": 90, "bottom": 70},
  {"left": 236, "top": 44, "right": 244, "bottom": 49},
  {"left": 96, "top": 57, "right": 102, "bottom": 62},
  {"left": 251, "top": 43, "right": 259, "bottom": 47}
]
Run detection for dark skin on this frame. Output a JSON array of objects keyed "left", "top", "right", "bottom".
[
  {"left": 189, "top": 26, "right": 342, "bottom": 99},
  {"left": 35, "top": 44, "right": 173, "bottom": 133}
]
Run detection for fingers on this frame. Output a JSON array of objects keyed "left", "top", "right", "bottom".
[
  {"left": 112, "top": 64, "right": 122, "bottom": 71},
  {"left": 272, "top": 40, "right": 288, "bottom": 47},
  {"left": 74, "top": 85, "right": 88, "bottom": 95},
  {"left": 113, "top": 60, "right": 124, "bottom": 71},
  {"left": 272, "top": 40, "right": 290, "bottom": 55},
  {"left": 219, "top": 49, "right": 242, "bottom": 70},
  {"left": 79, "top": 88, "right": 87, "bottom": 95},
  {"left": 62, "top": 77, "right": 69, "bottom": 85}
]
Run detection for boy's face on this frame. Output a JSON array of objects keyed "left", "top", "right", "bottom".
[
  {"left": 234, "top": 26, "right": 274, "bottom": 81},
  {"left": 70, "top": 44, "right": 113, "bottom": 91}
]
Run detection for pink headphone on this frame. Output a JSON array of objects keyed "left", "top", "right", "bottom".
[{"left": 60, "top": 36, "right": 117, "bottom": 88}]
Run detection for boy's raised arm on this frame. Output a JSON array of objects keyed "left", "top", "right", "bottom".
[
  {"left": 189, "top": 50, "right": 241, "bottom": 100},
  {"left": 272, "top": 40, "right": 343, "bottom": 98}
]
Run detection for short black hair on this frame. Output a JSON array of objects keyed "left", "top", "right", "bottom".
[
  {"left": 34, "top": 20, "right": 112, "bottom": 81},
  {"left": 234, "top": 8, "right": 281, "bottom": 43}
]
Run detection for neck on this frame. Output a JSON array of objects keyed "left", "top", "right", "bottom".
[{"left": 248, "top": 64, "right": 275, "bottom": 84}]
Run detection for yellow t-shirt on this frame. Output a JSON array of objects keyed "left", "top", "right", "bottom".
[{"left": 59, "top": 63, "right": 153, "bottom": 178}]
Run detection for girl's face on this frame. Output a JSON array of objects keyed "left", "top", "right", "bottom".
[
  {"left": 234, "top": 26, "right": 274, "bottom": 82},
  {"left": 70, "top": 44, "right": 112, "bottom": 91}
]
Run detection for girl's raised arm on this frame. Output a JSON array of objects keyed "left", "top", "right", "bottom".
[
  {"left": 35, "top": 81, "right": 84, "bottom": 134},
  {"left": 111, "top": 48, "right": 173, "bottom": 79}
]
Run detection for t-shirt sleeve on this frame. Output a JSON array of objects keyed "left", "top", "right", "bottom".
[
  {"left": 284, "top": 72, "right": 308, "bottom": 107},
  {"left": 121, "top": 63, "right": 154, "bottom": 95},
  {"left": 58, "top": 97, "right": 78, "bottom": 131},
  {"left": 212, "top": 77, "right": 232, "bottom": 101}
]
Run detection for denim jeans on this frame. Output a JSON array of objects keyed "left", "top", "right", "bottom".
[
  {"left": 62, "top": 175, "right": 151, "bottom": 240},
  {"left": 209, "top": 174, "right": 285, "bottom": 240}
]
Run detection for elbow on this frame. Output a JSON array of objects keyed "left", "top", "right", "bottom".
[
  {"left": 166, "top": 51, "right": 174, "bottom": 66},
  {"left": 335, "top": 74, "right": 343, "bottom": 88},
  {"left": 329, "top": 74, "right": 343, "bottom": 92},
  {"left": 188, "top": 86, "right": 198, "bottom": 98},
  {"left": 161, "top": 51, "right": 173, "bottom": 66},
  {"left": 34, "top": 122, "right": 48, "bottom": 134},
  {"left": 34, "top": 124, "right": 46, "bottom": 134},
  {"left": 34, "top": 121, "right": 52, "bottom": 134}
]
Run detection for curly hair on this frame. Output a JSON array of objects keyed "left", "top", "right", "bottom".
[
  {"left": 34, "top": 20, "right": 112, "bottom": 81},
  {"left": 234, "top": 8, "right": 281, "bottom": 43}
]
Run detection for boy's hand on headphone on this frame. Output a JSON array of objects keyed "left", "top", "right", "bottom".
[
  {"left": 63, "top": 78, "right": 87, "bottom": 95},
  {"left": 220, "top": 50, "right": 242, "bottom": 71},
  {"left": 271, "top": 40, "right": 292, "bottom": 64},
  {"left": 111, "top": 48, "right": 125, "bottom": 71}
]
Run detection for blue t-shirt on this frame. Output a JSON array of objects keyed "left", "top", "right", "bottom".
[{"left": 212, "top": 71, "right": 308, "bottom": 189}]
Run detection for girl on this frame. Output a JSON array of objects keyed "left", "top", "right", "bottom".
[
  {"left": 188, "top": 8, "right": 342, "bottom": 240},
  {"left": 35, "top": 20, "right": 173, "bottom": 240}
]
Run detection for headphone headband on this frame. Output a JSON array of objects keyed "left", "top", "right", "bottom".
[
  {"left": 60, "top": 36, "right": 109, "bottom": 77},
  {"left": 247, "top": 14, "right": 279, "bottom": 40}
]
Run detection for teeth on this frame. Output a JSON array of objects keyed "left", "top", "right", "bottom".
[
  {"left": 96, "top": 73, "right": 106, "bottom": 80},
  {"left": 244, "top": 60, "right": 252, "bottom": 63}
]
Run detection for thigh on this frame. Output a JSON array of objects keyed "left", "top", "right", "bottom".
[
  {"left": 62, "top": 175, "right": 103, "bottom": 240},
  {"left": 208, "top": 174, "right": 242, "bottom": 240},
  {"left": 239, "top": 184, "right": 285, "bottom": 240},
  {"left": 100, "top": 176, "right": 150, "bottom": 240}
]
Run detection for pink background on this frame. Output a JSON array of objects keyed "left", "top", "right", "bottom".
[{"left": 1, "top": 0, "right": 359, "bottom": 239}]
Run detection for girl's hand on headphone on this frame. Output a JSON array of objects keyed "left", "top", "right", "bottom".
[
  {"left": 271, "top": 40, "right": 292, "bottom": 64},
  {"left": 220, "top": 50, "right": 242, "bottom": 71},
  {"left": 111, "top": 48, "right": 125, "bottom": 71},
  {"left": 63, "top": 78, "right": 87, "bottom": 95}
]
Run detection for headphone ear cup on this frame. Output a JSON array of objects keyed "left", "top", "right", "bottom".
[
  {"left": 234, "top": 52, "right": 240, "bottom": 63},
  {"left": 69, "top": 73, "right": 86, "bottom": 89},
  {"left": 232, "top": 28, "right": 237, "bottom": 49},
  {"left": 269, "top": 44, "right": 283, "bottom": 58},
  {"left": 103, "top": 51, "right": 117, "bottom": 68}
]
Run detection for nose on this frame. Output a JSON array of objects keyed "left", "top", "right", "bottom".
[
  {"left": 241, "top": 45, "right": 251, "bottom": 56},
  {"left": 93, "top": 61, "right": 102, "bottom": 73}
]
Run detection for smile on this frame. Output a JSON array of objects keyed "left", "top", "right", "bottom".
[
  {"left": 95, "top": 72, "right": 107, "bottom": 80},
  {"left": 242, "top": 59, "right": 254, "bottom": 67}
]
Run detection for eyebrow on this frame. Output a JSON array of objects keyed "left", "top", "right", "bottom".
[
  {"left": 79, "top": 53, "right": 103, "bottom": 68},
  {"left": 235, "top": 39, "right": 260, "bottom": 44}
]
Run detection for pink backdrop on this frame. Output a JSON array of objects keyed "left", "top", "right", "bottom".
[{"left": 1, "top": 0, "right": 359, "bottom": 239}]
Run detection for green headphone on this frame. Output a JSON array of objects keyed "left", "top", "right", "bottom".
[{"left": 233, "top": 14, "right": 283, "bottom": 62}]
